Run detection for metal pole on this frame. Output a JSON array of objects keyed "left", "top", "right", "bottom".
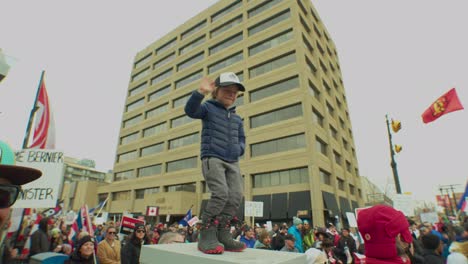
[
  {"left": 385, "top": 115, "right": 402, "bottom": 194},
  {"left": 439, "top": 187, "right": 449, "bottom": 218}
]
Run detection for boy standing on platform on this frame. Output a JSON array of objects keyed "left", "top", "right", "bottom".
[{"left": 185, "top": 72, "right": 246, "bottom": 254}]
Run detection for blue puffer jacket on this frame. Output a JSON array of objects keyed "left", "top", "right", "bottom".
[{"left": 185, "top": 90, "right": 245, "bottom": 162}]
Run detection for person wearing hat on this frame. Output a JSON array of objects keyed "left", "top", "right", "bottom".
[
  {"left": 185, "top": 72, "right": 246, "bottom": 254},
  {"left": 357, "top": 205, "right": 413, "bottom": 264},
  {"left": 121, "top": 223, "right": 150, "bottom": 264},
  {"left": 65, "top": 235, "right": 95, "bottom": 264},
  {"left": 302, "top": 219, "right": 315, "bottom": 251},
  {"left": 335, "top": 227, "right": 357, "bottom": 264},
  {"left": 312, "top": 228, "right": 330, "bottom": 249},
  {"left": 288, "top": 217, "right": 304, "bottom": 253},
  {"left": 0, "top": 140, "right": 42, "bottom": 262}
]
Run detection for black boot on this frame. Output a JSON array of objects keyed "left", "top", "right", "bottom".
[
  {"left": 217, "top": 215, "right": 246, "bottom": 252},
  {"left": 198, "top": 217, "right": 224, "bottom": 254}
]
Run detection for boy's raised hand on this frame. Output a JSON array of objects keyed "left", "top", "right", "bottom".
[{"left": 198, "top": 77, "right": 215, "bottom": 96}]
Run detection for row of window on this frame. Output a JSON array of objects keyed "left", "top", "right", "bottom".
[
  {"left": 133, "top": 0, "right": 285, "bottom": 72},
  {"left": 111, "top": 182, "right": 197, "bottom": 201}
]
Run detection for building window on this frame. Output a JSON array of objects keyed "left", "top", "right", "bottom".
[
  {"left": 340, "top": 118, "right": 345, "bottom": 129},
  {"left": 315, "top": 136, "right": 327, "bottom": 155},
  {"left": 312, "top": 108, "right": 324, "bottom": 127},
  {"left": 166, "top": 183, "right": 196, "bottom": 192},
  {"left": 156, "top": 38, "right": 177, "bottom": 54},
  {"left": 251, "top": 133, "right": 305, "bottom": 157},
  {"left": 349, "top": 184, "right": 355, "bottom": 195},
  {"left": 134, "top": 54, "right": 152, "bottom": 69},
  {"left": 135, "top": 187, "right": 160, "bottom": 199},
  {"left": 329, "top": 125, "right": 338, "bottom": 139},
  {"left": 181, "top": 20, "right": 207, "bottom": 40},
  {"left": 180, "top": 36, "right": 206, "bottom": 55},
  {"left": 253, "top": 167, "right": 308, "bottom": 188},
  {"left": 114, "top": 170, "right": 134, "bottom": 181},
  {"left": 146, "top": 103, "right": 169, "bottom": 119},
  {"left": 117, "top": 150, "right": 137, "bottom": 163},
  {"left": 337, "top": 178, "right": 345, "bottom": 191},
  {"left": 249, "top": 29, "right": 293, "bottom": 56},
  {"left": 169, "top": 132, "right": 199, "bottom": 149},
  {"left": 248, "top": 9, "right": 291, "bottom": 36},
  {"left": 171, "top": 114, "right": 195, "bottom": 128},
  {"left": 123, "top": 114, "right": 142, "bottom": 128},
  {"left": 208, "top": 52, "right": 243, "bottom": 74},
  {"left": 148, "top": 85, "right": 171, "bottom": 102},
  {"left": 326, "top": 102, "right": 335, "bottom": 117},
  {"left": 358, "top": 189, "right": 362, "bottom": 198},
  {"left": 250, "top": 103, "right": 302, "bottom": 129},
  {"left": 177, "top": 52, "right": 204, "bottom": 71},
  {"left": 333, "top": 150, "right": 342, "bottom": 165},
  {"left": 249, "top": 52, "right": 295, "bottom": 78},
  {"left": 323, "top": 79, "right": 332, "bottom": 95},
  {"left": 313, "top": 24, "right": 322, "bottom": 37},
  {"left": 346, "top": 161, "right": 352, "bottom": 172},
  {"left": 112, "top": 191, "right": 130, "bottom": 201},
  {"left": 320, "top": 169, "right": 331, "bottom": 185},
  {"left": 166, "top": 157, "right": 197, "bottom": 172},
  {"left": 211, "top": 16, "right": 243, "bottom": 38},
  {"left": 250, "top": 76, "right": 299, "bottom": 102},
  {"left": 297, "top": 0, "right": 308, "bottom": 15},
  {"left": 173, "top": 93, "right": 191, "bottom": 108},
  {"left": 120, "top": 132, "right": 139, "bottom": 145},
  {"left": 126, "top": 98, "right": 144, "bottom": 112},
  {"left": 154, "top": 53, "right": 176, "bottom": 69},
  {"left": 250, "top": 0, "right": 282, "bottom": 17},
  {"left": 151, "top": 69, "right": 173, "bottom": 86},
  {"left": 342, "top": 138, "right": 349, "bottom": 150},
  {"left": 306, "top": 57, "right": 318, "bottom": 76},
  {"left": 355, "top": 168, "right": 359, "bottom": 177},
  {"left": 303, "top": 35, "right": 314, "bottom": 54},
  {"left": 211, "top": 0, "right": 242, "bottom": 22},
  {"left": 309, "top": 80, "right": 320, "bottom": 100},
  {"left": 210, "top": 33, "right": 243, "bottom": 55},
  {"left": 316, "top": 41, "right": 325, "bottom": 55},
  {"left": 141, "top": 142, "right": 164, "bottom": 157},
  {"left": 129, "top": 82, "right": 147, "bottom": 97},
  {"left": 300, "top": 16, "right": 310, "bottom": 33},
  {"left": 138, "top": 164, "right": 162, "bottom": 177},
  {"left": 132, "top": 67, "right": 149, "bottom": 82},
  {"left": 143, "top": 122, "right": 166, "bottom": 138},
  {"left": 175, "top": 70, "right": 203, "bottom": 89}
]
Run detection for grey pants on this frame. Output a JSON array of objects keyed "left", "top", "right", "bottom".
[{"left": 202, "top": 157, "right": 243, "bottom": 219}]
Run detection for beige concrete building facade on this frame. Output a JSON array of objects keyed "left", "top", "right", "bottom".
[{"left": 98, "top": 0, "right": 364, "bottom": 226}]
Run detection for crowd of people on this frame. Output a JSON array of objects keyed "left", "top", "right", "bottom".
[{"left": 3, "top": 209, "right": 466, "bottom": 263}]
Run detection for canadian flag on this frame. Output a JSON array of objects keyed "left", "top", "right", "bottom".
[{"left": 146, "top": 206, "right": 159, "bottom": 216}]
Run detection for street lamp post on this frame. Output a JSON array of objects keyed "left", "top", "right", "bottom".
[{"left": 386, "top": 114, "right": 402, "bottom": 194}]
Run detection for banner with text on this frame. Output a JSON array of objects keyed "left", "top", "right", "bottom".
[
  {"left": 120, "top": 216, "right": 145, "bottom": 235},
  {"left": 12, "top": 149, "right": 64, "bottom": 208},
  {"left": 245, "top": 201, "right": 263, "bottom": 217}
]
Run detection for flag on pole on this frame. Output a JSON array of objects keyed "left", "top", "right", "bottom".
[
  {"left": 421, "top": 88, "right": 464, "bottom": 124},
  {"left": 29, "top": 75, "right": 55, "bottom": 149},
  {"left": 89, "top": 198, "right": 108, "bottom": 215},
  {"left": 179, "top": 208, "right": 193, "bottom": 227},
  {"left": 457, "top": 182, "right": 468, "bottom": 212}
]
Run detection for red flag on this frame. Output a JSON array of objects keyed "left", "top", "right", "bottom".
[
  {"left": 29, "top": 76, "right": 55, "bottom": 148},
  {"left": 421, "top": 88, "right": 464, "bottom": 124}
]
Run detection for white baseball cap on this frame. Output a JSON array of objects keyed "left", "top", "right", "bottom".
[{"left": 214, "top": 72, "right": 245, "bottom": 91}]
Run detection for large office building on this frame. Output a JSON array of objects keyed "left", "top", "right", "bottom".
[{"left": 97, "top": 0, "right": 364, "bottom": 226}]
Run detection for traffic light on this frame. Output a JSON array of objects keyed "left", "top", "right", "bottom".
[
  {"left": 391, "top": 119, "right": 401, "bottom": 133},
  {"left": 395, "top": 144, "right": 403, "bottom": 153}
]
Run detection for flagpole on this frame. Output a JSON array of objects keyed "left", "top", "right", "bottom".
[
  {"left": 95, "top": 197, "right": 109, "bottom": 217},
  {"left": 22, "top": 70, "right": 45, "bottom": 149},
  {"left": 386, "top": 114, "right": 402, "bottom": 194}
]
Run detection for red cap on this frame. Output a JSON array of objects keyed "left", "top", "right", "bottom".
[{"left": 357, "top": 205, "right": 412, "bottom": 259}]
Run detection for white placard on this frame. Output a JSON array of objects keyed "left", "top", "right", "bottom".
[
  {"left": 420, "top": 212, "right": 439, "bottom": 224},
  {"left": 65, "top": 211, "right": 76, "bottom": 225},
  {"left": 266, "top": 221, "right": 273, "bottom": 231},
  {"left": 188, "top": 216, "right": 199, "bottom": 227},
  {"left": 12, "top": 149, "right": 64, "bottom": 208},
  {"left": 346, "top": 212, "right": 358, "bottom": 227},
  {"left": 393, "top": 194, "right": 414, "bottom": 216},
  {"left": 244, "top": 201, "right": 263, "bottom": 217}
]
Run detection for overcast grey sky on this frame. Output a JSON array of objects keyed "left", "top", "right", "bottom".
[{"left": 1, "top": 1, "right": 466, "bottom": 204}]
